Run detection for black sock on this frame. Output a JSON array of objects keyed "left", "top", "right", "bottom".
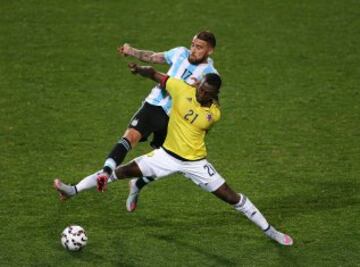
[
  {"left": 103, "top": 137, "right": 132, "bottom": 175},
  {"left": 135, "top": 177, "right": 154, "bottom": 190}
]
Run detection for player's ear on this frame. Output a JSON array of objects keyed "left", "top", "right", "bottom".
[{"left": 207, "top": 48, "right": 214, "bottom": 56}]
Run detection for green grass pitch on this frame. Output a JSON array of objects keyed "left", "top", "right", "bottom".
[{"left": 0, "top": 0, "right": 359, "bottom": 266}]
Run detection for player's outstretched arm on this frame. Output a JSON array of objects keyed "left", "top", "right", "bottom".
[
  {"left": 128, "top": 63, "right": 167, "bottom": 84},
  {"left": 118, "top": 43, "right": 166, "bottom": 64}
]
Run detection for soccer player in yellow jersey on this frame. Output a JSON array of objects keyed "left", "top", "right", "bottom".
[
  {"left": 160, "top": 75, "right": 221, "bottom": 161},
  {"left": 95, "top": 63, "right": 293, "bottom": 246}
]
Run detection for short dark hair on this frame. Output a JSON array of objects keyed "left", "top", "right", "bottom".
[
  {"left": 195, "top": 31, "right": 216, "bottom": 48},
  {"left": 204, "top": 73, "right": 221, "bottom": 102},
  {"left": 204, "top": 73, "right": 221, "bottom": 90}
]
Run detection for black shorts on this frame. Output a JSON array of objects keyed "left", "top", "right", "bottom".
[{"left": 128, "top": 102, "right": 169, "bottom": 148}]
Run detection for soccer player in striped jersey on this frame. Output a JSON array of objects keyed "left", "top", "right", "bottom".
[
  {"left": 54, "top": 32, "right": 218, "bottom": 205},
  {"left": 95, "top": 63, "right": 293, "bottom": 246}
]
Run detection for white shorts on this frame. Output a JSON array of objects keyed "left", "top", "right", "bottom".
[{"left": 134, "top": 148, "right": 225, "bottom": 192}]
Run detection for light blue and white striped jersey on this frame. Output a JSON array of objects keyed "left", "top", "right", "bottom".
[{"left": 145, "top": 46, "right": 218, "bottom": 115}]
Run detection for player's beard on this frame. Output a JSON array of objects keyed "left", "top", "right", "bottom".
[{"left": 188, "top": 55, "right": 207, "bottom": 65}]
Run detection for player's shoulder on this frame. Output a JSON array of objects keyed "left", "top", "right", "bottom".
[
  {"left": 209, "top": 103, "right": 221, "bottom": 121},
  {"left": 173, "top": 46, "right": 188, "bottom": 52},
  {"left": 197, "top": 57, "right": 219, "bottom": 76},
  {"left": 165, "top": 47, "right": 189, "bottom": 64},
  {"left": 204, "top": 58, "right": 218, "bottom": 72},
  {"left": 165, "top": 77, "right": 193, "bottom": 98},
  {"left": 168, "top": 76, "right": 191, "bottom": 88},
  {"left": 207, "top": 57, "right": 214, "bottom": 65},
  {"left": 172, "top": 46, "right": 190, "bottom": 57},
  {"left": 169, "top": 77, "right": 194, "bottom": 92},
  {"left": 167, "top": 46, "right": 188, "bottom": 54}
]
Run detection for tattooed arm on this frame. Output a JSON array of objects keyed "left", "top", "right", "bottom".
[{"left": 118, "top": 43, "right": 166, "bottom": 64}]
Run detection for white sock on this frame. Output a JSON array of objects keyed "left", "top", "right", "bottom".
[
  {"left": 75, "top": 169, "right": 114, "bottom": 192},
  {"left": 104, "top": 158, "right": 116, "bottom": 172},
  {"left": 234, "top": 193, "right": 270, "bottom": 231}
]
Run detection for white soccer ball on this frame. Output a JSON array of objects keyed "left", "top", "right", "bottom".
[{"left": 61, "top": 225, "right": 88, "bottom": 251}]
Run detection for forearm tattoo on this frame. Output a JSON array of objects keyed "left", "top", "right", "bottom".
[{"left": 131, "top": 49, "right": 165, "bottom": 64}]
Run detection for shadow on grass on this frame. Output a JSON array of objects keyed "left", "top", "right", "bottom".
[
  {"left": 66, "top": 247, "right": 106, "bottom": 259},
  {"left": 276, "top": 246, "right": 302, "bottom": 267},
  {"left": 133, "top": 208, "right": 241, "bottom": 229},
  {"left": 149, "top": 233, "right": 237, "bottom": 266},
  {"left": 263, "top": 179, "right": 360, "bottom": 218},
  {"left": 61, "top": 243, "right": 138, "bottom": 267}
]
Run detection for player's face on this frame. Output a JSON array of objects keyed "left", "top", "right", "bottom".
[
  {"left": 195, "top": 80, "right": 215, "bottom": 105},
  {"left": 189, "top": 38, "right": 213, "bottom": 64}
]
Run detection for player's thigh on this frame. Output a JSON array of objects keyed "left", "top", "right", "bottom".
[
  {"left": 128, "top": 102, "right": 168, "bottom": 142},
  {"left": 127, "top": 103, "right": 153, "bottom": 141},
  {"left": 182, "top": 160, "right": 225, "bottom": 192},
  {"left": 134, "top": 148, "right": 179, "bottom": 180}
]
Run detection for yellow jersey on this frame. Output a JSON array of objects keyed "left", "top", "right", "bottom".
[{"left": 162, "top": 77, "right": 221, "bottom": 160}]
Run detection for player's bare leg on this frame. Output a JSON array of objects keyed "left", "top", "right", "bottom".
[
  {"left": 97, "top": 161, "right": 142, "bottom": 192},
  {"left": 213, "top": 183, "right": 293, "bottom": 246}
]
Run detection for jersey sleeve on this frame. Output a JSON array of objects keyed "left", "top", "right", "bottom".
[
  {"left": 209, "top": 104, "right": 221, "bottom": 126},
  {"left": 164, "top": 47, "right": 185, "bottom": 65},
  {"left": 212, "top": 108, "right": 221, "bottom": 123}
]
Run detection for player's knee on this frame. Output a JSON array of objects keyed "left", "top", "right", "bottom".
[
  {"left": 117, "top": 162, "right": 142, "bottom": 178},
  {"left": 116, "top": 166, "right": 132, "bottom": 179},
  {"left": 124, "top": 128, "right": 142, "bottom": 147},
  {"left": 213, "top": 183, "right": 240, "bottom": 205},
  {"left": 115, "top": 167, "right": 126, "bottom": 179},
  {"left": 227, "top": 194, "right": 240, "bottom": 205},
  {"left": 220, "top": 193, "right": 238, "bottom": 205}
]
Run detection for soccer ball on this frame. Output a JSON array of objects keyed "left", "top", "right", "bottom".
[{"left": 61, "top": 225, "right": 88, "bottom": 251}]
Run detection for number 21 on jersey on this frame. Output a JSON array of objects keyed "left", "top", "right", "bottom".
[{"left": 184, "top": 109, "right": 199, "bottom": 124}]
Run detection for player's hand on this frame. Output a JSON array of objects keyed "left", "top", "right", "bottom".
[
  {"left": 118, "top": 43, "right": 132, "bottom": 56},
  {"left": 128, "top": 63, "right": 155, "bottom": 78},
  {"left": 190, "top": 77, "right": 199, "bottom": 85}
]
